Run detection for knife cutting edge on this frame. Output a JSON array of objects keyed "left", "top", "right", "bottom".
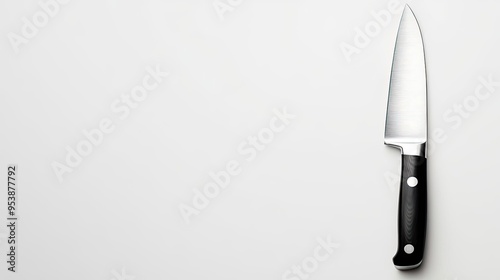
[{"left": 384, "top": 4, "right": 427, "bottom": 270}]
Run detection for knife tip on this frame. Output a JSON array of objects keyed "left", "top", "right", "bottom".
[{"left": 404, "top": 4, "right": 412, "bottom": 12}]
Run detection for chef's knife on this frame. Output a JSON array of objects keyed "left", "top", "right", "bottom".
[{"left": 384, "top": 5, "right": 427, "bottom": 270}]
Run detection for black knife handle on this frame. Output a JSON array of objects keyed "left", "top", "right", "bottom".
[{"left": 393, "top": 155, "right": 427, "bottom": 270}]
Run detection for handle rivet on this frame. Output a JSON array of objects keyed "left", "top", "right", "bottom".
[
  {"left": 404, "top": 244, "right": 414, "bottom": 254},
  {"left": 407, "top": 177, "right": 418, "bottom": 187}
]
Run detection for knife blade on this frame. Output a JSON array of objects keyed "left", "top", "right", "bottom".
[{"left": 384, "top": 4, "right": 427, "bottom": 270}]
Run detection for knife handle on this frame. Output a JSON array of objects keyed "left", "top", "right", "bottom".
[{"left": 393, "top": 154, "right": 427, "bottom": 270}]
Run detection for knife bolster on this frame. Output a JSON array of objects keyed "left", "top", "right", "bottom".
[{"left": 385, "top": 142, "right": 427, "bottom": 157}]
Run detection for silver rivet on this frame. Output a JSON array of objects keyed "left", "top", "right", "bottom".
[
  {"left": 407, "top": 177, "right": 418, "bottom": 187},
  {"left": 404, "top": 244, "right": 414, "bottom": 254}
]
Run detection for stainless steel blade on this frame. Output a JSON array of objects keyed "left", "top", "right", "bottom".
[{"left": 384, "top": 5, "right": 427, "bottom": 157}]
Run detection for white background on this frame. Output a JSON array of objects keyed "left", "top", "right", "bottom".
[{"left": 0, "top": 0, "right": 500, "bottom": 279}]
